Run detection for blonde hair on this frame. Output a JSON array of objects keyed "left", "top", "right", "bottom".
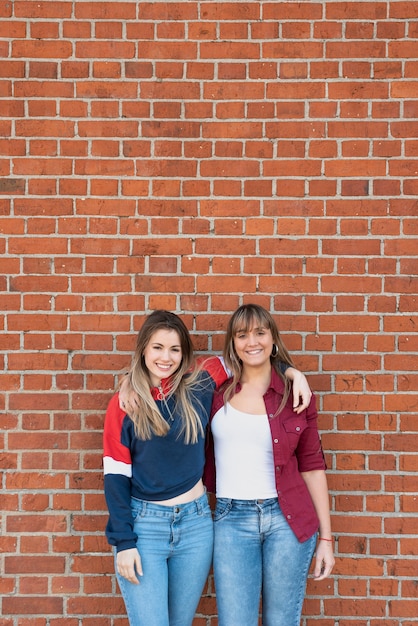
[
  {"left": 126, "top": 310, "right": 205, "bottom": 444},
  {"left": 223, "top": 304, "right": 294, "bottom": 414}
]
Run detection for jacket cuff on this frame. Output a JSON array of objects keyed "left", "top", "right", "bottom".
[{"left": 116, "top": 539, "right": 137, "bottom": 554}]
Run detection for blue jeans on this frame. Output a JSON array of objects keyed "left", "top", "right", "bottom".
[
  {"left": 213, "top": 498, "right": 317, "bottom": 626},
  {"left": 115, "top": 492, "right": 213, "bottom": 626}
]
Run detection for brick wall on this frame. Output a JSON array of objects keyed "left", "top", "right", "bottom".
[{"left": 1, "top": 1, "right": 417, "bottom": 624}]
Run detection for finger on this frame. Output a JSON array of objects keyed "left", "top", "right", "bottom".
[
  {"left": 293, "top": 395, "right": 307, "bottom": 413},
  {"left": 295, "top": 394, "right": 311, "bottom": 412},
  {"left": 313, "top": 559, "right": 323, "bottom": 579},
  {"left": 313, "top": 559, "right": 333, "bottom": 581},
  {"left": 135, "top": 554, "right": 143, "bottom": 577},
  {"left": 315, "top": 568, "right": 332, "bottom": 581},
  {"left": 313, "top": 567, "right": 326, "bottom": 581},
  {"left": 313, "top": 554, "right": 325, "bottom": 578},
  {"left": 292, "top": 388, "right": 300, "bottom": 409},
  {"left": 119, "top": 567, "right": 140, "bottom": 584},
  {"left": 126, "top": 573, "right": 139, "bottom": 584}
]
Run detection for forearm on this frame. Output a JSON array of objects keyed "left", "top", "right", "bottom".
[
  {"left": 300, "top": 469, "right": 332, "bottom": 537},
  {"left": 104, "top": 474, "right": 137, "bottom": 551},
  {"left": 302, "top": 469, "right": 335, "bottom": 580}
]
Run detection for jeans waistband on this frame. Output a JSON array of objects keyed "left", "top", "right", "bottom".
[
  {"left": 131, "top": 491, "right": 208, "bottom": 517},
  {"left": 217, "top": 497, "right": 278, "bottom": 508}
]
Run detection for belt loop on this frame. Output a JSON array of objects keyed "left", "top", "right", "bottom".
[{"left": 196, "top": 492, "right": 204, "bottom": 514}]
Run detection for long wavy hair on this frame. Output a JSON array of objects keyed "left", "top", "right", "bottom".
[
  {"left": 223, "top": 304, "right": 295, "bottom": 415},
  {"left": 127, "top": 310, "right": 204, "bottom": 443}
]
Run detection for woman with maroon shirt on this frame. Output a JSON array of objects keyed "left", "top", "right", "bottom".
[{"left": 204, "top": 304, "right": 334, "bottom": 626}]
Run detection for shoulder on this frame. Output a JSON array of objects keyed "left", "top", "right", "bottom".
[
  {"left": 106, "top": 392, "right": 124, "bottom": 415},
  {"left": 269, "top": 366, "right": 286, "bottom": 393},
  {"left": 103, "top": 393, "right": 133, "bottom": 459},
  {"left": 105, "top": 393, "right": 129, "bottom": 429},
  {"left": 196, "top": 355, "right": 230, "bottom": 389}
]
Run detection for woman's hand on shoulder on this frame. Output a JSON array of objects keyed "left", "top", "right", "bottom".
[
  {"left": 285, "top": 367, "right": 312, "bottom": 413},
  {"left": 118, "top": 374, "right": 138, "bottom": 416},
  {"left": 116, "top": 547, "right": 143, "bottom": 584}
]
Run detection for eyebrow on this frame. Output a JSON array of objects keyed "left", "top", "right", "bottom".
[{"left": 235, "top": 325, "right": 266, "bottom": 333}]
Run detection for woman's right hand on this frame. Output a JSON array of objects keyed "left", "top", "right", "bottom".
[
  {"left": 118, "top": 374, "right": 137, "bottom": 416},
  {"left": 116, "top": 548, "right": 143, "bottom": 584}
]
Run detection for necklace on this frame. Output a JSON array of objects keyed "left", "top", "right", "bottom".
[{"left": 158, "top": 386, "right": 176, "bottom": 425}]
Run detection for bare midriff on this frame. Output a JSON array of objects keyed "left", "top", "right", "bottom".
[{"left": 149, "top": 479, "right": 205, "bottom": 506}]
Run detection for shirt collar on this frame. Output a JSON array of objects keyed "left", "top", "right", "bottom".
[
  {"left": 150, "top": 376, "right": 173, "bottom": 400},
  {"left": 269, "top": 367, "right": 286, "bottom": 394}
]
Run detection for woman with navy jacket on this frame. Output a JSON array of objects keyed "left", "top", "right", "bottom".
[
  {"left": 204, "top": 304, "right": 334, "bottom": 626},
  {"left": 103, "top": 309, "right": 312, "bottom": 626}
]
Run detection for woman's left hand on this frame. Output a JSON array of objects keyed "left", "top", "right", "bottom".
[{"left": 313, "top": 539, "right": 335, "bottom": 581}]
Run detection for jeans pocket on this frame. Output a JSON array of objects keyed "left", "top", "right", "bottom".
[
  {"left": 132, "top": 507, "right": 141, "bottom": 523},
  {"left": 213, "top": 499, "right": 232, "bottom": 522},
  {"left": 130, "top": 498, "right": 144, "bottom": 522}
]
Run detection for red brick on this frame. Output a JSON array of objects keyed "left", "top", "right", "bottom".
[
  {"left": 3, "top": 595, "right": 63, "bottom": 615},
  {"left": 1, "top": 3, "right": 418, "bottom": 624}
]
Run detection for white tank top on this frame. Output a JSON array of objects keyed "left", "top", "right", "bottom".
[{"left": 211, "top": 402, "right": 277, "bottom": 499}]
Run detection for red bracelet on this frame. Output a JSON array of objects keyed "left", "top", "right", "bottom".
[{"left": 319, "top": 537, "right": 333, "bottom": 542}]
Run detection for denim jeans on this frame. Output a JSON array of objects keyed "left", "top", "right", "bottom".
[
  {"left": 115, "top": 492, "right": 213, "bottom": 626},
  {"left": 213, "top": 498, "right": 317, "bottom": 626}
]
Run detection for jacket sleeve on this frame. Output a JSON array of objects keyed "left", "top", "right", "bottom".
[
  {"left": 103, "top": 393, "right": 137, "bottom": 553},
  {"left": 295, "top": 393, "right": 327, "bottom": 473},
  {"left": 197, "top": 355, "right": 230, "bottom": 389}
]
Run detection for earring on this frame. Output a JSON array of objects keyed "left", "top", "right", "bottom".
[{"left": 271, "top": 344, "right": 278, "bottom": 357}]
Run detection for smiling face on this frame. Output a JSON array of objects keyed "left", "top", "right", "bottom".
[
  {"left": 143, "top": 328, "right": 183, "bottom": 387},
  {"left": 233, "top": 322, "right": 274, "bottom": 369}
]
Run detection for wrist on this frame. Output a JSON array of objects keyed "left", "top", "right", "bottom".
[{"left": 286, "top": 367, "right": 300, "bottom": 381}]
